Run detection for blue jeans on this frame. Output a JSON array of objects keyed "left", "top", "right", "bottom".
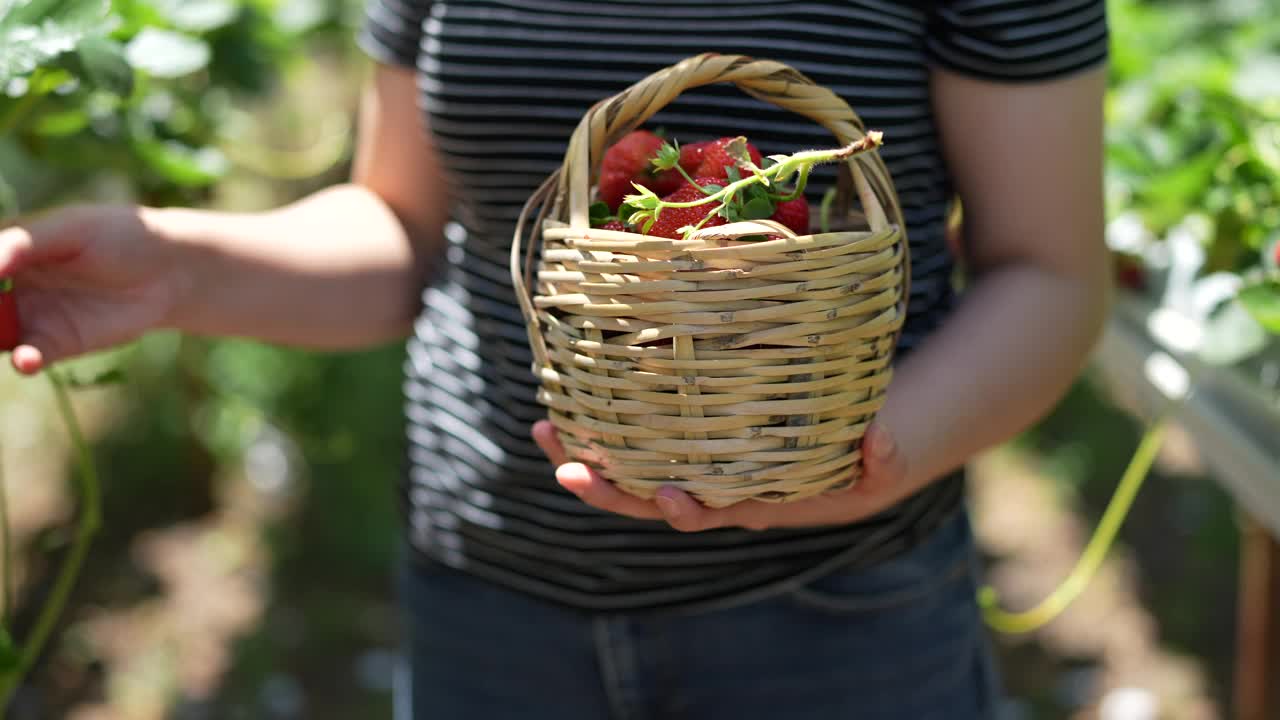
[{"left": 394, "top": 510, "right": 1002, "bottom": 720}]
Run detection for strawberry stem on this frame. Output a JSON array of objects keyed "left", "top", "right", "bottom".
[
  {"left": 624, "top": 134, "right": 882, "bottom": 239},
  {"left": 0, "top": 369, "right": 101, "bottom": 715}
]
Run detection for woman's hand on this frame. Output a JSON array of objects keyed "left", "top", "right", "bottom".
[
  {"left": 532, "top": 419, "right": 917, "bottom": 532},
  {"left": 0, "top": 204, "right": 183, "bottom": 375}
]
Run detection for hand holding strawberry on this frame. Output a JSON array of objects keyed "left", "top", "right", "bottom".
[{"left": 0, "top": 205, "right": 181, "bottom": 374}]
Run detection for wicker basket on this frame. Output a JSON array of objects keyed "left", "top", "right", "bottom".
[{"left": 511, "top": 53, "right": 910, "bottom": 509}]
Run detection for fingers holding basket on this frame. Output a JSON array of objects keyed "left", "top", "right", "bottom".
[
  {"left": 532, "top": 419, "right": 912, "bottom": 532},
  {"left": 532, "top": 419, "right": 666, "bottom": 521}
]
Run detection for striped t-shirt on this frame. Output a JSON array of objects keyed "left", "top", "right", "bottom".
[{"left": 358, "top": 0, "right": 1109, "bottom": 613}]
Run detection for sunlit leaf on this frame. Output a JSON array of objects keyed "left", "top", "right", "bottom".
[
  {"left": 1198, "top": 298, "right": 1268, "bottom": 365},
  {"left": 124, "top": 28, "right": 209, "bottom": 79},
  {"left": 1238, "top": 280, "right": 1280, "bottom": 333},
  {"left": 155, "top": 0, "right": 238, "bottom": 33},
  {"left": 0, "top": 0, "right": 110, "bottom": 85},
  {"left": 134, "top": 137, "right": 227, "bottom": 185}
]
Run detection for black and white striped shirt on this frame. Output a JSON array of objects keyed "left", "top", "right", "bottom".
[{"left": 358, "top": 0, "right": 1109, "bottom": 613}]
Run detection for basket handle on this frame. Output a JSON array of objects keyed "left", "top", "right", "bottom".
[
  {"left": 560, "top": 53, "right": 902, "bottom": 236},
  {"left": 511, "top": 53, "right": 910, "bottom": 375}
]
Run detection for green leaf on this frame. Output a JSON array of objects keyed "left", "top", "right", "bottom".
[
  {"left": 29, "top": 106, "right": 86, "bottom": 135},
  {"left": 0, "top": 626, "right": 19, "bottom": 674},
  {"left": 740, "top": 196, "right": 776, "bottom": 221},
  {"left": 1238, "top": 280, "right": 1280, "bottom": 333},
  {"left": 588, "top": 200, "right": 612, "bottom": 227},
  {"left": 649, "top": 141, "right": 679, "bottom": 172},
  {"left": 155, "top": 0, "right": 238, "bottom": 33},
  {"left": 124, "top": 28, "right": 210, "bottom": 79},
  {"left": 0, "top": 0, "right": 111, "bottom": 85},
  {"left": 134, "top": 137, "right": 227, "bottom": 186},
  {"left": 1, "top": 0, "right": 109, "bottom": 28},
  {"left": 70, "top": 36, "right": 133, "bottom": 96},
  {"left": 1199, "top": 298, "right": 1269, "bottom": 365},
  {"left": 274, "top": 0, "right": 329, "bottom": 34}
]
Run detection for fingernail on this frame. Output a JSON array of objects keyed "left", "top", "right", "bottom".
[{"left": 655, "top": 494, "right": 681, "bottom": 519}]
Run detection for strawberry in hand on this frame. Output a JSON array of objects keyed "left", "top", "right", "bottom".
[{"left": 0, "top": 278, "right": 20, "bottom": 351}]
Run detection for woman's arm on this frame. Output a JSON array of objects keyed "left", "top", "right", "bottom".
[
  {"left": 1, "top": 63, "right": 449, "bottom": 372},
  {"left": 877, "top": 64, "right": 1112, "bottom": 489},
  {"left": 156, "top": 64, "right": 452, "bottom": 348}
]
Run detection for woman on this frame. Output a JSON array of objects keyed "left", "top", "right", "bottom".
[{"left": 0, "top": 1, "right": 1111, "bottom": 717}]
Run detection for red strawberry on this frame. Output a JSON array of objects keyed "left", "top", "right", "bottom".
[
  {"left": 598, "top": 130, "right": 666, "bottom": 209},
  {"left": 679, "top": 141, "right": 710, "bottom": 170},
  {"left": 644, "top": 177, "right": 728, "bottom": 240},
  {"left": 694, "top": 136, "right": 764, "bottom": 180},
  {"left": 0, "top": 279, "right": 20, "bottom": 351},
  {"left": 597, "top": 220, "right": 628, "bottom": 232},
  {"left": 770, "top": 196, "right": 810, "bottom": 235}
]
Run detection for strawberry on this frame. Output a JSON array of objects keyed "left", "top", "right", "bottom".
[
  {"left": 770, "top": 196, "right": 810, "bottom": 235},
  {"left": 694, "top": 136, "right": 764, "bottom": 180},
  {"left": 0, "top": 278, "right": 20, "bottom": 351},
  {"left": 599, "top": 129, "right": 675, "bottom": 210},
  {"left": 597, "top": 220, "right": 628, "bottom": 232},
  {"left": 644, "top": 177, "right": 728, "bottom": 240}
]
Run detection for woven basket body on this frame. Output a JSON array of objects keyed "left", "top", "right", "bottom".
[{"left": 512, "top": 54, "right": 910, "bottom": 508}]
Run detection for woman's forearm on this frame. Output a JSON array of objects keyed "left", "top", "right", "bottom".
[
  {"left": 880, "top": 261, "right": 1111, "bottom": 489},
  {"left": 153, "top": 183, "right": 442, "bottom": 349}
]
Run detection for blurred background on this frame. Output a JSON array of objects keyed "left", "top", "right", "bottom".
[{"left": 0, "top": 0, "right": 1277, "bottom": 718}]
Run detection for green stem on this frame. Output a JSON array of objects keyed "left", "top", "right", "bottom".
[
  {"left": 977, "top": 412, "right": 1171, "bottom": 634},
  {"left": 629, "top": 135, "right": 882, "bottom": 237},
  {"left": 819, "top": 187, "right": 837, "bottom": 234},
  {"left": 0, "top": 369, "right": 100, "bottom": 714}
]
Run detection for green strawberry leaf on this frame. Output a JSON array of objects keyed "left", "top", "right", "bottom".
[
  {"left": 0, "top": 0, "right": 112, "bottom": 86},
  {"left": 1200, "top": 298, "right": 1269, "bottom": 365},
  {"left": 651, "top": 141, "right": 680, "bottom": 172},
  {"left": 740, "top": 195, "right": 777, "bottom": 221},
  {"left": 29, "top": 105, "right": 88, "bottom": 135},
  {"left": 588, "top": 200, "right": 613, "bottom": 227},
  {"left": 1, "top": 0, "right": 109, "bottom": 27},
  {"left": 1238, "top": 280, "right": 1280, "bottom": 333},
  {"left": 154, "top": 0, "right": 238, "bottom": 33},
  {"left": 134, "top": 137, "right": 228, "bottom": 186},
  {"left": 68, "top": 35, "right": 133, "bottom": 96},
  {"left": 124, "top": 28, "right": 210, "bottom": 78}
]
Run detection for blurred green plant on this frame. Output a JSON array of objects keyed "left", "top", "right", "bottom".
[
  {"left": 0, "top": 0, "right": 370, "bottom": 716},
  {"left": 1105, "top": 0, "right": 1280, "bottom": 337},
  {"left": 0, "top": 0, "right": 357, "bottom": 211}
]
